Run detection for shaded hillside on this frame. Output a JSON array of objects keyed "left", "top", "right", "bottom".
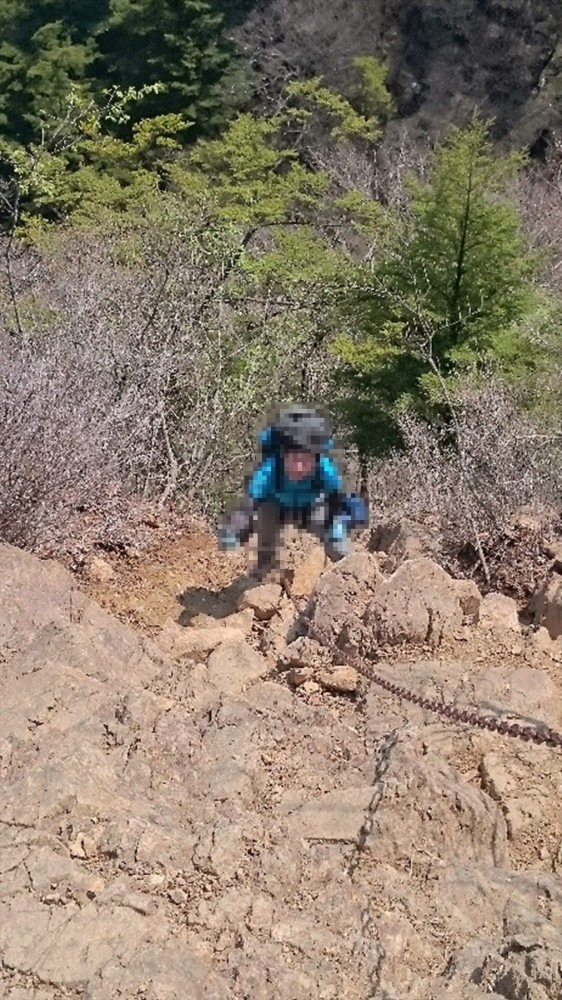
[{"left": 229, "top": 0, "right": 562, "bottom": 147}]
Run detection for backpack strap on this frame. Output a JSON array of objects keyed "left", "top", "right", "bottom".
[{"left": 312, "top": 455, "right": 324, "bottom": 495}]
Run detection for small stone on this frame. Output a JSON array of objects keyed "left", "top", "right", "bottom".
[
  {"left": 146, "top": 873, "right": 167, "bottom": 888},
  {"left": 278, "top": 636, "right": 329, "bottom": 671},
  {"left": 169, "top": 888, "right": 188, "bottom": 905},
  {"left": 302, "top": 680, "right": 321, "bottom": 695},
  {"left": 238, "top": 583, "right": 283, "bottom": 621},
  {"left": 288, "top": 666, "right": 313, "bottom": 687},
  {"left": 68, "top": 836, "right": 86, "bottom": 859},
  {"left": 85, "top": 556, "right": 116, "bottom": 584},
  {"left": 318, "top": 666, "right": 359, "bottom": 694}
]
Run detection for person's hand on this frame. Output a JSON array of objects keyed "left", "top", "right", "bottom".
[
  {"left": 345, "top": 494, "right": 369, "bottom": 527},
  {"left": 217, "top": 527, "right": 240, "bottom": 552}
]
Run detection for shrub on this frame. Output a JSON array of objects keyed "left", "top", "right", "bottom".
[{"left": 368, "top": 377, "right": 562, "bottom": 596}]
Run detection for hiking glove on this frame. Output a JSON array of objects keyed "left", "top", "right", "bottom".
[{"left": 217, "top": 527, "right": 241, "bottom": 551}]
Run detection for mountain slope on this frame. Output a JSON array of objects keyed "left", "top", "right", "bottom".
[{"left": 229, "top": 0, "right": 562, "bottom": 147}]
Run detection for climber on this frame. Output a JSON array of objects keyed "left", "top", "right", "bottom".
[{"left": 217, "top": 404, "right": 369, "bottom": 581}]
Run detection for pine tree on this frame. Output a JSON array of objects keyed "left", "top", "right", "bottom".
[
  {"left": 0, "top": 0, "right": 102, "bottom": 144},
  {"left": 93, "top": 0, "right": 234, "bottom": 138},
  {"left": 334, "top": 115, "right": 540, "bottom": 456}
]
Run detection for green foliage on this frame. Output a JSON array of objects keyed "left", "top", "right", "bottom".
[
  {"left": 286, "top": 77, "right": 381, "bottom": 142},
  {"left": 334, "top": 115, "right": 541, "bottom": 457},
  {"left": 0, "top": 89, "right": 180, "bottom": 235},
  {"left": 0, "top": 0, "right": 234, "bottom": 149},
  {"left": 400, "top": 116, "right": 536, "bottom": 348},
  {"left": 93, "top": 0, "right": 233, "bottom": 138},
  {"left": 170, "top": 113, "right": 330, "bottom": 228},
  {"left": 0, "top": 0, "right": 108, "bottom": 143},
  {"left": 240, "top": 227, "right": 351, "bottom": 293},
  {"left": 351, "top": 56, "right": 395, "bottom": 123}
]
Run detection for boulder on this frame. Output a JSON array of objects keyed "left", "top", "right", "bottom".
[
  {"left": 238, "top": 583, "right": 283, "bottom": 621},
  {"left": 477, "top": 593, "right": 521, "bottom": 634},
  {"left": 157, "top": 619, "right": 247, "bottom": 659},
  {"left": 529, "top": 568, "right": 562, "bottom": 639},
  {"left": 362, "top": 740, "right": 509, "bottom": 869},
  {"left": 285, "top": 545, "right": 327, "bottom": 600},
  {"left": 369, "top": 518, "right": 440, "bottom": 573},
  {"left": 364, "top": 557, "right": 465, "bottom": 649},
  {"left": 306, "top": 551, "right": 381, "bottom": 648}
]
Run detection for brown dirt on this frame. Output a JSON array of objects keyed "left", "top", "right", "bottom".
[{"left": 79, "top": 522, "right": 249, "bottom": 637}]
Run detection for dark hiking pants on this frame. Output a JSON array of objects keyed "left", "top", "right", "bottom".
[{"left": 254, "top": 498, "right": 350, "bottom": 577}]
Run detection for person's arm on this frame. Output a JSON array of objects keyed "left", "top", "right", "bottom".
[
  {"left": 319, "top": 455, "right": 348, "bottom": 510},
  {"left": 246, "top": 457, "right": 276, "bottom": 504},
  {"left": 218, "top": 458, "right": 276, "bottom": 550},
  {"left": 319, "top": 456, "right": 369, "bottom": 526}
]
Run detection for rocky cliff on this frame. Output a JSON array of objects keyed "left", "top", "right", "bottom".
[
  {"left": 230, "top": 0, "right": 562, "bottom": 148},
  {"left": 1, "top": 526, "right": 562, "bottom": 999}
]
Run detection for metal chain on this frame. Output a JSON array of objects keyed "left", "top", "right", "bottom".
[{"left": 292, "top": 602, "right": 562, "bottom": 750}]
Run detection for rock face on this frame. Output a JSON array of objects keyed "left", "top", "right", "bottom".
[
  {"left": 1, "top": 539, "right": 562, "bottom": 1000},
  {"left": 364, "top": 557, "right": 466, "bottom": 648},
  {"left": 306, "top": 550, "right": 381, "bottom": 647},
  {"left": 233, "top": 0, "right": 562, "bottom": 146},
  {"left": 369, "top": 518, "right": 440, "bottom": 573}
]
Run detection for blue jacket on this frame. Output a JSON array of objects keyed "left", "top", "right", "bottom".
[{"left": 246, "top": 454, "right": 344, "bottom": 510}]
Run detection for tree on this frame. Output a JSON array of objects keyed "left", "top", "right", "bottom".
[
  {"left": 333, "top": 115, "right": 541, "bottom": 457},
  {"left": 350, "top": 56, "right": 395, "bottom": 123},
  {"left": 0, "top": 1, "right": 99, "bottom": 145},
  {"left": 0, "top": 0, "right": 234, "bottom": 148},
  {"left": 93, "top": 0, "right": 234, "bottom": 138}
]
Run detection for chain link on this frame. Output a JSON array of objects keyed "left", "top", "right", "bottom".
[{"left": 294, "top": 604, "right": 562, "bottom": 750}]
